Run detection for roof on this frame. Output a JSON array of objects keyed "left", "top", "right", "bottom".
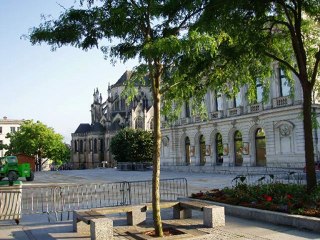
[
  {"left": 74, "top": 123, "right": 105, "bottom": 134},
  {"left": 0, "top": 116, "right": 24, "bottom": 125},
  {"left": 74, "top": 124, "right": 92, "bottom": 134},
  {"left": 111, "top": 70, "right": 151, "bottom": 88},
  {"left": 91, "top": 122, "right": 105, "bottom": 132},
  {"left": 111, "top": 70, "right": 132, "bottom": 88}
]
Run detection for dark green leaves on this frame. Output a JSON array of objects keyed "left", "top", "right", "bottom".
[{"left": 110, "top": 128, "right": 153, "bottom": 163}]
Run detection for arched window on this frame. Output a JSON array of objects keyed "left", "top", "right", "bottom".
[
  {"left": 199, "top": 135, "right": 206, "bottom": 166},
  {"left": 234, "top": 131, "right": 243, "bottom": 166},
  {"left": 215, "top": 133, "right": 223, "bottom": 165},
  {"left": 135, "top": 117, "right": 143, "bottom": 129},
  {"left": 114, "top": 100, "right": 119, "bottom": 111},
  {"left": 256, "top": 128, "right": 266, "bottom": 166},
  {"left": 185, "top": 137, "right": 190, "bottom": 165},
  {"left": 149, "top": 118, "right": 154, "bottom": 130}
]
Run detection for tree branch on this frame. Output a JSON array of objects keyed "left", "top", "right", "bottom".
[
  {"left": 278, "top": 0, "right": 294, "bottom": 27},
  {"left": 264, "top": 50, "right": 299, "bottom": 77},
  {"left": 311, "top": 51, "right": 320, "bottom": 87}
]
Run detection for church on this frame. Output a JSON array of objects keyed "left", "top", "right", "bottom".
[
  {"left": 71, "top": 71, "right": 154, "bottom": 169},
  {"left": 71, "top": 63, "right": 320, "bottom": 171}
]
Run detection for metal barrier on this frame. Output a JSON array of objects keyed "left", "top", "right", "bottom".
[
  {"left": 20, "top": 178, "right": 188, "bottom": 221},
  {"left": 231, "top": 172, "right": 306, "bottom": 186}
]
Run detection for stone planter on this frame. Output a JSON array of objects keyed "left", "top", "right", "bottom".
[{"left": 180, "top": 197, "right": 320, "bottom": 233}]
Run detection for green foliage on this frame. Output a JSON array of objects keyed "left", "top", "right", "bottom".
[
  {"left": 210, "top": 183, "right": 320, "bottom": 214},
  {"left": 28, "top": 1, "right": 211, "bottom": 235},
  {"left": 193, "top": 0, "right": 320, "bottom": 190},
  {"left": 6, "top": 120, "right": 70, "bottom": 165},
  {"left": 110, "top": 128, "right": 153, "bottom": 163}
]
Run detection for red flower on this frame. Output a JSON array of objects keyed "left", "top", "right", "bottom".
[
  {"left": 262, "top": 194, "right": 273, "bottom": 202},
  {"left": 265, "top": 196, "right": 272, "bottom": 202},
  {"left": 287, "top": 194, "right": 293, "bottom": 199}
]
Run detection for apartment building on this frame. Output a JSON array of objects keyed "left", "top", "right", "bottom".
[{"left": 0, "top": 116, "right": 24, "bottom": 157}]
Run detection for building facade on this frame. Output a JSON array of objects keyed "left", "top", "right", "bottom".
[
  {"left": 71, "top": 71, "right": 154, "bottom": 169},
  {"left": 160, "top": 63, "right": 320, "bottom": 170},
  {"left": 0, "top": 116, "right": 24, "bottom": 157},
  {"left": 71, "top": 64, "right": 320, "bottom": 170}
]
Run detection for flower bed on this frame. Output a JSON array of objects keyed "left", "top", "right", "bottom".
[{"left": 191, "top": 182, "right": 320, "bottom": 218}]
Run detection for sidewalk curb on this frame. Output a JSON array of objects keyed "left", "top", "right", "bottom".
[{"left": 179, "top": 197, "right": 320, "bottom": 233}]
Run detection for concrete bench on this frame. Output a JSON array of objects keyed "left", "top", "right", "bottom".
[
  {"left": 173, "top": 201, "right": 225, "bottom": 227},
  {"left": 73, "top": 205, "right": 146, "bottom": 240},
  {"left": 73, "top": 201, "right": 224, "bottom": 239},
  {"left": 145, "top": 200, "right": 225, "bottom": 228}
]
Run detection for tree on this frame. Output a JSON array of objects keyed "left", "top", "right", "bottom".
[
  {"left": 28, "top": 1, "right": 212, "bottom": 236},
  {"left": 188, "top": 0, "right": 320, "bottom": 191},
  {"left": 6, "top": 120, "right": 70, "bottom": 170},
  {"left": 110, "top": 128, "right": 153, "bottom": 163}
]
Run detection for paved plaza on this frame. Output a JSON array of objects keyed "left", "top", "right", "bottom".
[{"left": 0, "top": 168, "right": 319, "bottom": 240}]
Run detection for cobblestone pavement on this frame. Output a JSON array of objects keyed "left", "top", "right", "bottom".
[{"left": 26, "top": 168, "right": 241, "bottom": 193}]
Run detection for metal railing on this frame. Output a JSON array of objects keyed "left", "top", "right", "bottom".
[
  {"left": 231, "top": 172, "right": 306, "bottom": 187},
  {"left": 20, "top": 178, "right": 188, "bottom": 221}
]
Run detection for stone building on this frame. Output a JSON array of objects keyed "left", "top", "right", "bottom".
[
  {"left": 72, "top": 64, "right": 320, "bottom": 171},
  {"left": 71, "top": 71, "right": 154, "bottom": 169},
  {"left": 0, "top": 116, "right": 24, "bottom": 157},
  {"left": 160, "top": 63, "right": 320, "bottom": 171}
]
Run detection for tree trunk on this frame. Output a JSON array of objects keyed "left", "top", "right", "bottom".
[
  {"left": 302, "top": 85, "right": 317, "bottom": 192},
  {"left": 151, "top": 67, "right": 163, "bottom": 237}
]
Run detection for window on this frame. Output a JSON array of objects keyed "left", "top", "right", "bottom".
[
  {"left": 149, "top": 118, "right": 154, "bottom": 130},
  {"left": 10, "top": 127, "right": 16, "bottom": 133},
  {"left": 114, "top": 100, "right": 119, "bottom": 111},
  {"left": 199, "top": 135, "right": 206, "bottom": 166},
  {"left": 94, "top": 139, "right": 98, "bottom": 153},
  {"left": 234, "top": 92, "right": 242, "bottom": 107},
  {"left": 100, "top": 139, "right": 104, "bottom": 152},
  {"left": 185, "top": 137, "right": 191, "bottom": 165},
  {"left": 234, "top": 130, "right": 243, "bottom": 166},
  {"left": 121, "top": 98, "right": 126, "bottom": 110},
  {"left": 256, "top": 79, "right": 263, "bottom": 103},
  {"left": 215, "top": 93, "right": 223, "bottom": 111},
  {"left": 279, "top": 69, "right": 290, "bottom": 97},
  {"left": 185, "top": 101, "right": 190, "bottom": 118},
  {"left": 215, "top": 133, "right": 223, "bottom": 165},
  {"left": 80, "top": 140, "right": 83, "bottom": 153},
  {"left": 135, "top": 117, "right": 143, "bottom": 129},
  {"left": 0, "top": 127, "right": 2, "bottom": 134},
  {"left": 74, "top": 141, "right": 78, "bottom": 152}
]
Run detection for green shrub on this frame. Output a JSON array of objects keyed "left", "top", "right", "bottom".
[{"left": 110, "top": 128, "right": 153, "bottom": 163}]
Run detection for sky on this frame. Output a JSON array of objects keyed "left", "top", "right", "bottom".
[{"left": 0, "top": 0, "right": 138, "bottom": 143}]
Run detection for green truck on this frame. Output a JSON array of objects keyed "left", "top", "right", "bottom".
[{"left": 0, "top": 156, "right": 34, "bottom": 182}]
